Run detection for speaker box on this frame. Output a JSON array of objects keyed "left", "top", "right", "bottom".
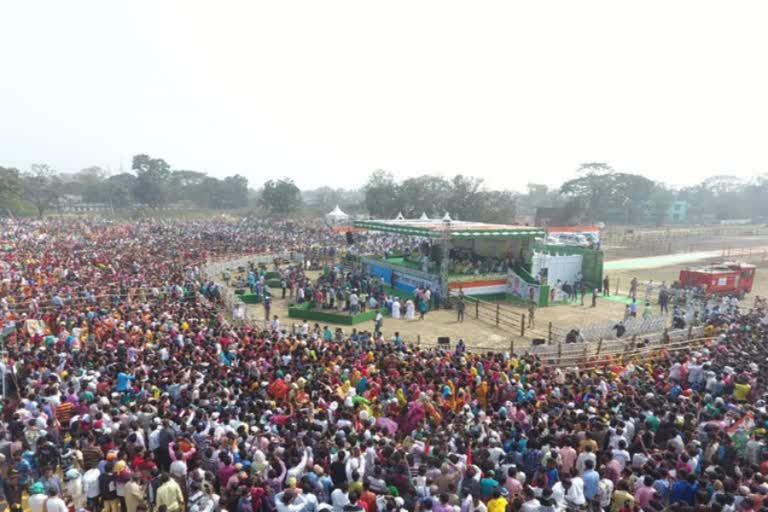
[
  {"left": 346, "top": 232, "right": 354, "bottom": 245},
  {"left": 532, "top": 338, "right": 546, "bottom": 346},
  {"left": 437, "top": 336, "right": 450, "bottom": 346}
]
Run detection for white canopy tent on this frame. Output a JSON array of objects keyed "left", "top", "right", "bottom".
[{"left": 326, "top": 205, "right": 349, "bottom": 224}]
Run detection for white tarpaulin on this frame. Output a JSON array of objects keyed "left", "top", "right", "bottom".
[{"left": 532, "top": 252, "right": 583, "bottom": 288}]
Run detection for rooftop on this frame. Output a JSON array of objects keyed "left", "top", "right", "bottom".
[{"left": 353, "top": 218, "right": 545, "bottom": 239}]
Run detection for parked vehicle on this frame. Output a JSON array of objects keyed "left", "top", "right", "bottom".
[{"left": 678, "top": 261, "right": 756, "bottom": 297}]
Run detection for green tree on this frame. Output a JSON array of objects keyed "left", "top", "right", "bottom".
[
  {"left": 448, "top": 175, "right": 485, "bottom": 220},
  {"left": 131, "top": 154, "right": 171, "bottom": 207},
  {"left": 477, "top": 190, "right": 518, "bottom": 223},
  {"left": 398, "top": 175, "right": 452, "bottom": 218},
  {"left": 221, "top": 175, "right": 249, "bottom": 208},
  {"left": 560, "top": 163, "right": 660, "bottom": 224},
  {"left": 168, "top": 170, "right": 208, "bottom": 203},
  {"left": 260, "top": 178, "right": 301, "bottom": 214},
  {"left": 560, "top": 163, "right": 615, "bottom": 222},
  {"left": 104, "top": 173, "right": 137, "bottom": 208},
  {"left": 363, "top": 170, "right": 400, "bottom": 217},
  {"left": 647, "top": 185, "right": 675, "bottom": 225},
  {"left": 22, "top": 164, "right": 62, "bottom": 217},
  {"left": 0, "top": 166, "right": 23, "bottom": 210}
]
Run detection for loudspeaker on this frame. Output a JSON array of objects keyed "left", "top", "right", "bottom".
[
  {"left": 532, "top": 338, "right": 546, "bottom": 346},
  {"left": 437, "top": 336, "right": 450, "bottom": 346},
  {"left": 346, "top": 232, "right": 354, "bottom": 245}
]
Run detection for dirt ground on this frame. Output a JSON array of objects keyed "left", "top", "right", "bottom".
[
  {"left": 234, "top": 231, "right": 768, "bottom": 352},
  {"left": 242, "top": 287, "right": 630, "bottom": 352},
  {"left": 607, "top": 257, "right": 768, "bottom": 301}
]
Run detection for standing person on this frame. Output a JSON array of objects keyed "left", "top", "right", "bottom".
[
  {"left": 405, "top": 299, "right": 415, "bottom": 321},
  {"left": 156, "top": 474, "right": 184, "bottom": 512},
  {"left": 629, "top": 299, "right": 638, "bottom": 318},
  {"left": 281, "top": 278, "right": 287, "bottom": 299},
  {"left": 659, "top": 289, "right": 669, "bottom": 314},
  {"left": 264, "top": 293, "right": 272, "bottom": 321},
  {"left": 629, "top": 277, "right": 638, "bottom": 300},
  {"left": 99, "top": 462, "right": 120, "bottom": 512},
  {"left": 527, "top": 302, "right": 535, "bottom": 328},
  {"left": 124, "top": 475, "right": 145, "bottom": 512},
  {"left": 457, "top": 297, "right": 465, "bottom": 323},
  {"left": 391, "top": 298, "right": 401, "bottom": 319},
  {"left": 418, "top": 297, "right": 428, "bottom": 320},
  {"left": 44, "top": 487, "right": 68, "bottom": 512},
  {"left": 603, "top": 276, "right": 610, "bottom": 296},
  {"left": 580, "top": 283, "right": 586, "bottom": 306},
  {"left": 374, "top": 311, "right": 383, "bottom": 335},
  {"left": 591, "top": 288, "right": 598, "bottom": 308},
  {"left": 27, "top": 483, "right": 47, "bottom": 512}
]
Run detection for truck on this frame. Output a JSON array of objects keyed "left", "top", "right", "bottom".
[{"left": 678, "top": 261, "right": 756, "bottom": 297}]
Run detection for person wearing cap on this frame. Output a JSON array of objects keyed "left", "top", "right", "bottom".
[
  {"left": 27, "top": 482, "right": 48, "bottom": 512},
  {"left": 486, "top": 488, "right": 507, "bottom": 512}
]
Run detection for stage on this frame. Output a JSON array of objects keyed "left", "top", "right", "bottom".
[{"left": 353, "top": 217, "right": 553, "bottom": 305}]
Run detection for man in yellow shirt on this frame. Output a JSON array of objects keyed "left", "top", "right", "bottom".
[
  {"left": 611, "top": 481, "right": 635, "bottom": 512},
  {"left": 487, "top": 489, "right": 508, "bottom": 512},
  {"left": 155, "top": 474, "right": 184, "bottom": 512},
  {"left": 734, "top": 379, "right": 752, "bottom": 401}
]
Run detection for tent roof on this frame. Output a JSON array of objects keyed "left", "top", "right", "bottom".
[
  {"left": 326, "top": 205, "right": 349, "bottom": 218},
  {"left": 353, "top": 218, "right": 545, "bottom": 239}
]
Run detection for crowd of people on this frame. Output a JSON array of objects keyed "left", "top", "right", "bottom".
[{"left": 1, "top": 218, "right": 768, "bottom": 512}]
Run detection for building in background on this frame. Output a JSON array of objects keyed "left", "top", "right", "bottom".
[{"left": 666, "top": 200, "right": 689, "bottom": 224}]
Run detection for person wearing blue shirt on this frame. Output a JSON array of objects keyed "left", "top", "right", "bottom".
[
  {"left": 652, "top": 472, "right": 671, "bottom": 502},
  {"left": 669, "top": 472, "right": 698, "bottom": 505},
  {"left": 544, "top": 459, "right": 559, "bottom": 489},
  {"left": 116, "top": 371, "right": 135, "bottom": 392},
  {"left": 582, "top": 460, "right": 599, "bottom": 501}
]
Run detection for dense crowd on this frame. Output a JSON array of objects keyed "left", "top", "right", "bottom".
[{"left": 1, "top": 218, "right": 768, "bottom": 512}]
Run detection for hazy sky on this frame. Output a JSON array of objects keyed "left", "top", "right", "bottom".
[{"left": 2, "top": 1, "right": 767, "bottom": 191}]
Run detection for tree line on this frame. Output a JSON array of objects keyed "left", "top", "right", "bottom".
[
  {"left": 358, "top": 164, "right": 767, "bottom": 225},
  {"left": 1, "top": 156, "right": 766, "bottom": 224}
]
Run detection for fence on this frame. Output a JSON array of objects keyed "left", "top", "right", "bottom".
[
  {"left": 551, "top": 315, "right": 667, "bottom": 344},
  {"left": 462, "top": 296, "right": 527, "bottom": 337},
  {"left": 412, "top": 325, "right": 707, "bottom": 369}
]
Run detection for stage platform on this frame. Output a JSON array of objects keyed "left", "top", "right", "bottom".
[{"left": 288, "top": 302, "right": 386, "bottom": 325}]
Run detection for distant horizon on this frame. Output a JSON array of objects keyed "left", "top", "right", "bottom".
[{"left": 2, "top": 159, "right": 767, "bottom": 194}]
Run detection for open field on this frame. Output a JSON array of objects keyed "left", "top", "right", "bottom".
[
  {"left": 607, "top": 258, "right": 768, "bottom": 301},
  {"left": 231, "top": 230, "right": 768, "bottom": 352}
]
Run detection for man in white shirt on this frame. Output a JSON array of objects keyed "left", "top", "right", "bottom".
[
  {"left": 44, "top": 488, "right": 69, "bottom": 512},
  {"left": 27, "top": 483, "right": 48, "bottom": 512},
  {"left": 576, "top": 445, "right": 597, "bottom": 475},
  {"left": 330, "top": 488, "right": 350, "bottom": 512},
  {"left": 520, "top": 487, "right": 540, "bottom": 512}
]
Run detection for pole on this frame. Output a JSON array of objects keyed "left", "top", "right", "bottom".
[
  {"left": 495, "top": 304, "right": 500, "bottom": 327},
  {"left": 520, "top": 314, "right": 526, "bottom": 337},
  {"left": 548, "top": 322, "right": 553, "bottom": 344},
  {"left": 440, "top": 218, "right": 451, "bottom": 303},
  {"left": 475, "top": 299, "right": 479, "bottom": 319}
]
